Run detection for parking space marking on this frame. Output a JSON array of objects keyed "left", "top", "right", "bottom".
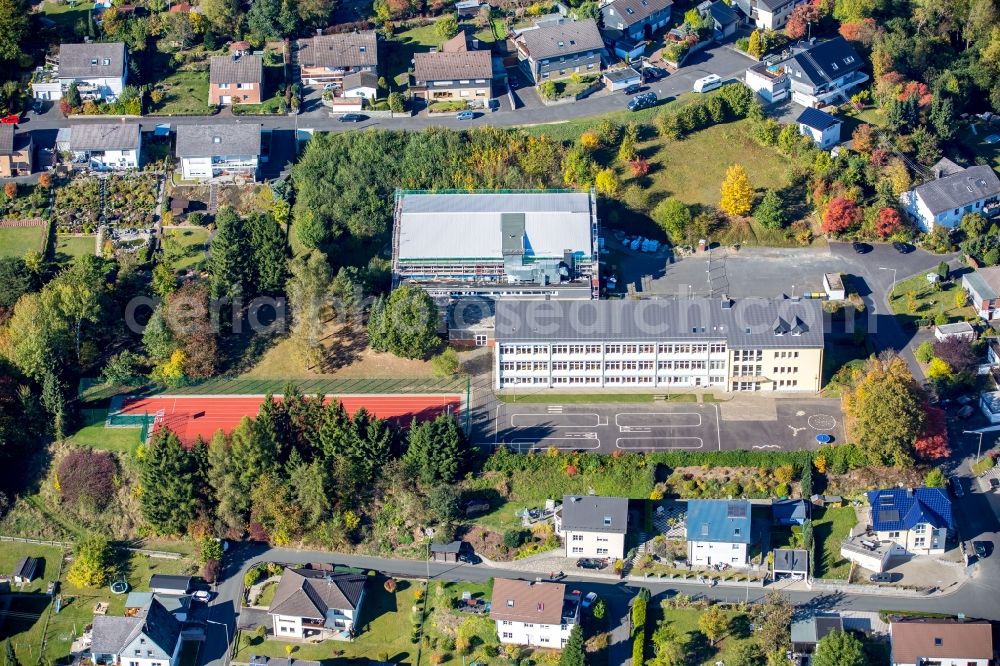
[
  {"left": 511, "top": 413, "right": 601, "bottom": 428},
  {"left": 616, "top": 436, "right": 705, "bottom": 450},
  {"left": 615, "top": 412, "right": 702, "bottom": 429},
  {"left": 508, "top": 436, "right": 601, "bottom": 452}
]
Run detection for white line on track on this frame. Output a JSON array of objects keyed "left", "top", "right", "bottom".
[
  {"left": 511, "top": 413, "right": 602, "bottom": 428},
  {"left": 508, "top": 437, "right": 601, "bottom": 451},
  {"left": 615, "top": 412, "right": 703, "bottom": 429}
]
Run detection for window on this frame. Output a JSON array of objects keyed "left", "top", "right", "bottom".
[
  {"left": 572, "top": 534, "right": 583, "bottom": 541},
  {"left": 475, "top": 334, "right": 487, "bottom": 347},
  {"left": 934, "top": 638, "right": 942, "bottom": 647},
  {"left": 597, "top": 548, "right": 608, "bottom": 555},
  {"left": 503, "top": 632, "right": 513, "bottom": 639},
  {"left": 603, "top": 516, "right": 612, "bottom": 526},
  {"left": 572, "top": 546, "right": 583, "bottom": 553},
  {"left": 502, "top": 620, "right": 512, "bottom": 625},
  {"left": 507, "top": 599, "right": 514, "bottom": 608}
]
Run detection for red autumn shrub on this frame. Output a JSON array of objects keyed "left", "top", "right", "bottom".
[{"left": 57, "top": 449, "right": 116, "bottom": 510}]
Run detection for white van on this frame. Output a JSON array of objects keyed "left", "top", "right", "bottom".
[{"left": 693, "top": 74, "right": 722, "bottom": 93}]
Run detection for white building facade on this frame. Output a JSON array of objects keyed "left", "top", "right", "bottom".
[
  {"left": 490, "top": 579, "right": 580, "bottom": 649},
  {"left": 687, "top": 540, "right": 749, "bottom": 567}
]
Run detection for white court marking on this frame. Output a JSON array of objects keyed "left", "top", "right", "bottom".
[
  {"left": 511, "top": 413, "right": 603, "bottom": 428},
  {"left": 808, "top": 414, "right": 837, "bottom": 431},
  {"left": 752, "top": 444, "right": 782, "bottom": 450},
  {"left": 787, "top": 425, "right": 807, "bottom": 437},
  {"left": 615, "top": 412, "right": 703, "bottom": 429},
  {"left": 508, "top": 436, "right": 601, "bottom": 451},
  {"left": 616, "top": 436, "right": 704, "bottom": 450}
]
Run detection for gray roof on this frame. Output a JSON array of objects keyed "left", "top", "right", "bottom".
[
  {"left": 430, "top": 541, "right": 463, "bottom": 554},
  {"left": 561, "top": 495, "right": 628, "bottom": 533},
  {"left": 495, "top": 297, "right": 825, "bottom": 349},
  {"left": 69, "top": 123, "right": 140, "bottom": 151},
  {"left": 148, "top": 574, "right": 192, "bottom": 593},
  {"left": 13, "top": 556, "right": 38, "bottom": 579},
  {"left": 0, "top": 125, "right": 13, "bottom": 154},
  {"left": 298, "top": 31, "right": 378, "bottom": 69},
  {"left": 125, "top": 592, "right": 191, "bottom": 615},
  {"left": 706, "top": 0, "right": 739, "bottom": 26},
  {"left": 396, "top": 191, "right": 595, "bottom": 261},
  {"left": 773, "top": 548, "right": 809, "bottom": 573},
  {"left": 964, "top": 267, "right": 1000, "bottom": 301},
  {"left": 92, "top": 599, "right": 181, "bottom": 660},
  {"left": 209, "top": 54, "right": 264, "bottom": 84},
  {"left": 517, "top": 19, "right": 605, "bottom": 60},
  {"left": 175, "top": 124, "right": 261, "bottom": 158},
  {"left": 604, "top": 0, "right": 673, "bottom": 27},
  {"left": 268, "top": 568, "right": 366, "bottom": 619},
  {"left": 342, "top": 70, "right": 378, "bottom": 90},
  {"left": 931, "top": 157, "right": 965, "bottom": 177},
  {"left": 603, "top": 67, "right": 641, "bottom": 83},
  {"left": 779, "top": 37, "right": 862, "bottom": 88},
  {"left": 791, "top": 613, "right": 843, "bottom": 645},
  {"left": 58, "top": 42, "right": 127, "bottom": 79},
  {"left": 913, "top": 165, "right": 1000, "bottom": 215}
]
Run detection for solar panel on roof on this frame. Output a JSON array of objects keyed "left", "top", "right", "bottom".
[
  {"left": 879, "top": 509, "right": 900, "bottom": 523},
  {"left": 727, "top": 503, "right": 747, "bottom": 518},
  {"left": 879, "top": 494, "right": 895, "bottom": 506}
]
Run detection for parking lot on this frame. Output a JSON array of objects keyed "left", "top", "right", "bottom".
[{"left": 491, "top": 398, "right": 843, "bottom": 452}]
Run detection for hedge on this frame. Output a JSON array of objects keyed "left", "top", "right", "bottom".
[
  {"left": 631, "top": 589, "right": 650, "bottom": 666},
  {"left": 484, "top": 448, "right": 815, "bottom": 475}
]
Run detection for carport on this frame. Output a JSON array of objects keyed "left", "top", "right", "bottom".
[{"left": 772, "top": 548, "right": 808, "bottom": 580}]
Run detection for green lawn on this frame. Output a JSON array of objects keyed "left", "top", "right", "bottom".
[
  {"left": 0, "top": 543, "right": 64, "bottom": 594},
  {"left": 386, "top": 23, "right": 445, "bottom": 87},
  {"left": 54, "top": 235, "right": 95, "bottom": 262},
  {"left": 540, "top": 75, "right": 601, "bottom": 101},
  {"left": 233, "top": 95, "right": 287, "bottom": 116},
  {"left": 0, "top": 225, "right": 47, "bottom": 258},
  {"left": 66, "top": 408, "right": 144, "bottom": 454},
  {"left": 255, "top": 580, "right": 277, "bottom": 608},
  {"left": 150, "top": 69, "right": 213, "bottom": 116},
  {"left": 812, "top": 506, "right": 858, "bottom": 580},
  {"left": 888, "top": 274, "right": 977, "bottom": 327},
  {"left": 163, "top": 227, "right": 210, "bottom": 274},
  {"left": 40, "top": 0, "right": 96, "bottom": 33},
  {"left": 652, "top": 605, "right": 755, "bottom": 665},
  {"left": 235, "top": 578, "right": 424, "bottom": 663}
]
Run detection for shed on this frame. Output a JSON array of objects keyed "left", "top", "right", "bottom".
[
  {"left": 430, "top": 541, "right": 463, "bottom": 562},
  {"left": 603, "top": 67, "right": 641, "bottom": 92},
  {"left": 796, "top": 107, "right": 842, "bottom": 149},
  {"left": 773, "top": 548, "right": 808, "bottom": 579},
  {"left": 823, "top": 272, "right": 846, "bottom": 300},
  {"left": 810, "top": 494, "right": 843, "bottom": 507},
  {"left": 791, "top": 613, "right": 843, "bottom": 655},
  {"left": 934, "top": 321, "right": 975, "bottom": 342},
  {"left": 13, "top": 556, "right": 40, "bottom": 584},
  {"left": 148, "top": 574, "right": 193, "bottom": 595},
  {"left": 772, "top": 499, "right": 807, "bottom": 526}
]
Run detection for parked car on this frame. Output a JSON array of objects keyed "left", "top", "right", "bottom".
[
  {"left": 869, "top": 572, "right": 898, "bottom": 583},
  {"left": 458, "top": 552, "right": 481, "bottom": 565},
  {"left": 950, "top": 476, "right": 965, "bottom": 497},
  {"left": 974, "top": 541, "right": 992, "bottom": 557},
  {"left": 957, "top": 394, "right": 975, "bottom": 405},
  {"left": 627, "top": 92, "right": 657, "bottom": 112},
  {"left": 576, "top": 558, "right": 607, "bottom": 570},
  {"left": 581, "top": 592, "right": 598, "bottom": 608},
  {"left": 893, "top": 241, "right": 915, "bottom": 254},
  {"left": 338, "top": 114, "right": 367, "bottom": 122},
  {"left": 642, "top": 66, "right": 666, "bottom": 81},
  {"left": 852, "top": 241, "right": 872, "bottom": 254},
  {"left": 192, "top": 590, "right": 211, "bottom": 602},
  {"left": 323, "top": 83, "right": 341, "bottom": 90},
  {"left": 957, "top": 405, "right": 975, "bottom": 419},
  {"left": 624, "top": 83, "right": 642, "bottom": 95}
]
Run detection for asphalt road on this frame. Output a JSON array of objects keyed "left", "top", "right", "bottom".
[
  {"left": 490, "top": 399, "right": 844, "bottom": 452},
  {"left": 19, "top": 44, "right": 755, "bottom": 134},
  {"left": 199, "top": 537, "right": 1000, "bottom": 666}
]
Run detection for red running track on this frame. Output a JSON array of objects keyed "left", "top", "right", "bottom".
[{"left": 119, "top": 394, "right": 462, "bottom": 446}]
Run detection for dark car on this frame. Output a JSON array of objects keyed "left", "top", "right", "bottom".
[
  {"left": 643, "top": 66, "right": 666, "bottom": 81},
  {"left": 950, "top": 476, "right": 965, "bottom": 497},
  {"left": 338, "top": 113, "right": 366, "bottom": 122},
  {"left": 627, "top": 92, "right": 657, "bottom": 112},
  {"left": 576, "top": 558, "right": 607, "bottom": 570},
  {"left": 869, "top": 572, "right": 898, "bottom": 583},
  {"left": 852, "top": 241, "right": 872, "bottom": 254},
  {"left": 990, "top": 478, "right": 1000, "bottom": 491},
  {"left": 974, "top": 541, "right": 992, "bottom": 557},
  {"left": 893, "top": 241, "right": 915, "bottom": 253},
  {"left": 957, "top": 405, "right": 975, "bottom": 419},
  {"left": 624, "top": 83, "right": 642, "bottom": 95},
  {"left": 458, "top": 552, "right": 481, "bottom": 565}
]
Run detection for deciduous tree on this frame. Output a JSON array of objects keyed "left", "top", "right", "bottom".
[
  {"left": 822, "top": 197, "right": 862, "bottom": 234},
  {"left": 720, "top": 164, "right": 754, "bottom": 217},
  {"left": 66, "top": 534, "right": 114, "bottom": 588},
  {"left": 812, "top": 630, "right": 866, "bottom": 666},
  {"left": 875, "top": 207, "right": 903, "bottom": 237},
  {"left": 652, "top": 198, "right": 692, "bottom": 241},
  {"left": 754, "top": 190, "right": 786, "bottom": 229},
  {"left": 699, "top": 606, "right": 729, "bottom": 646}
]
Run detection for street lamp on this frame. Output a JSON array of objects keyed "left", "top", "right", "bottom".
[
  {"left": 963, "top": 429, "right": 985, "bottom": 463},
  {"left": 206, "top": 619, "right": 230, "bottom": 666},
  {"left": 879, "top": 267, "right": 898, "bottom": 298}
]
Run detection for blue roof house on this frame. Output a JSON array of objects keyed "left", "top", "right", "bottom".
[
  {"left": 772, "top": 499, "right": 807, "bottom": 527},
  {"left": 686, "top": 499, "right": 753, "bottom": 568},
  {"left": 866, "top": 488, "right": 953, "bottom": 555}
]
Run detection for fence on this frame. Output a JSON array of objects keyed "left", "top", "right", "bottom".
[
  {"left": 0, "top": 535, "right": 185, "bottom": 560},
  {"left": 154, "top": 376, "right": 468, "bottom": 396}
]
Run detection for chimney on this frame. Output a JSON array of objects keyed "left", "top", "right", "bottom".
[{"left": 316, "top": 28, "right": 322, "bottom": 35}]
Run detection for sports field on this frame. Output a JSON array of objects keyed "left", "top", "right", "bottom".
[{"left": 115, "top": 393, "right": 462, "bottom": 445}]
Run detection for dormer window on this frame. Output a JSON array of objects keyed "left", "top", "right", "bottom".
[
  {"left": 507, "top": 599, "right": 514, "bottom": 607},
  {"left": 734, "top": 528, "right": 741, "bottom": 536},
  {"left": 934, "top": 638, "right": 942, "bottom": 647},
  {"left": 603, "top": 516, "right": 612, "bottom": 526},
  {"left": 359, "top": 46, "right": 366, "bottom": 52},
  {"left": 91, "top": 59, "right": 98, "bottom": 65},
  {"left": 103, "top": 58, "right": 111, "bottom": 66}
]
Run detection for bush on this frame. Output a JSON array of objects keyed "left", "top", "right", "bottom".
[
  {"left": 431, "top": 347, "right": 460, "bottom": 377},
  {"left": 503, "top": 529, "right": 526, "bottom": 549},
  {"left": 384, "top": 578, "right": 398, "bottom": 593},
  {"left": 57, "top": 449, "right": 117, "bottom": 511},
  {"left": 915, "top": 341, "right": 935, "bottom": 364}
]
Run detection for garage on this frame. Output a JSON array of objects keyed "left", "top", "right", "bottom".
[
  {"left": 772, "top": 548, "right": 809, "bottom": 580},
  {"left": 219, "top": 96, "right": 231, "bottom": 104}
]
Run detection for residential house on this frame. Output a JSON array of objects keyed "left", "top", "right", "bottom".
[
  {"left": 772, "top": 548, "right": 808, "bottom": 579},
  {"left": 734, "top": 0, "right": 809, "bottom": 30},
  {"left": 12, "top": 557, "right": 39, "bottom": 584},
  {"left": 796, "top": 106, "right": 842, "bottom": 148},
  {"left": 0, "top": 125, "right": 33, "bottom": 177},
  {"left": 176, "top": 124, "right": 261, "bottom": 181},
  {"left": 889, "top": 619, "right": 993, "bottom": 666},
  {"left": 411, "top": 31, "right": 494, "bottom": 104},
  {"left": 934, "top": 321, "right": 976, "bottom": 342},
  {"left": 962, "top": 265, "right": 1000, "bottom": 320},
  {"left": 125, "top": 592, "right": 191, "bottom": 622},
  {"left": 91, "top": 598, "right": 183, "bottom": 666},
  {"left": 342, "top": 70, "right": 378, "bottom": 99},
  {"left": 489, "top": 578, "right": 580, "bottom": 648},
  {"left": 745, "top": 37, "right": 868, "bottom": 107},
  {"left": 791, "top": 613, "right": 844, "bottom": 658},
  {"left": 554, "top": 495, "right": 628, "bottom": 559},
  {"left": 268, "top": 567, "right": 367, "bottom": 639},
  {"left": 297, "top": 31, "right": 378, "bottom": 88},
  {"left": 514, "top": 20, "right": 606, "bottom": 84},
  {"left": 866, "top": 487, "right": 953, "bottom": 555},
  {"left": 32, "top": 42, "right": 128, "bottom": 101},
  {"left": 599, "top": 0, "right": 673, "bottom": 50},
  {"left": 899, "top": 159, "right": 1000, "bottom": 231},
  {"left": 209, "top": 54, "right": 264, "bottom": 105},
  {"left": 685, "top": 499, "right": 753, "bottom": 568},
  {"left": 697, "top": 0, "right": 740, "bottom": 40},
  {"left": 148, "top": 575, "right": 192, "bottom": 596},
  {"left": 772, "top": 499, "right": 807, "bottom": 526},
  {"left": 65, "top": 123, "right": 141, "bottom": 170}
]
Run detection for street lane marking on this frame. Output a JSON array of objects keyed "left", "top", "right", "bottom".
[
  {"left": 615, "top": 436, "right": 704, "bottom": 450},
  {"left": 511, "top": 413, "right": 601, "bottom": 428}
]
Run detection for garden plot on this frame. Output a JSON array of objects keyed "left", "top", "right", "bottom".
[
  {"left": 53, "top": 176, "right": 102, "bottom": 233},
  {"left": 105, "top": 174, "right": 159, "bottom": 228},
  {"left": 1, "top": 184, "right": 51, "bottom": 223}
]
